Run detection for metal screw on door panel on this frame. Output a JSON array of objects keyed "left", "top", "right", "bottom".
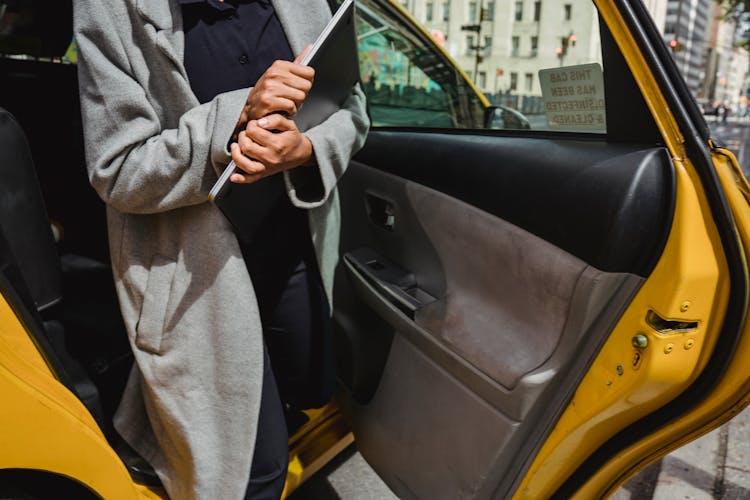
[
  {"left": 684, "top": 338, "right": 695, "bottom": 350},
  {"left": 680, "top": 301, "right": 691, "bottom": 312},
  {"left": 616, "top": 364, "right": 624, "bottom": 376},
  {"left": 632, "top": 334, "right": 649, "bottom": 348},
  {"left": 664, "top": 343, "right": 674, "bottom": 354}
]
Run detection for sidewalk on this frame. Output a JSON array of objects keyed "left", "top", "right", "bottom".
[{"left": 614, "top": 404, "right": 750, "bottom": 499}]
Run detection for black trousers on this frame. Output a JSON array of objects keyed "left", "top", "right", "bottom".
[
  {"left": 242, "top": 200, "right": 335, "bottom": 499},
  {"left": 244, "top": 348, "right": 289, "bottom": 500}
]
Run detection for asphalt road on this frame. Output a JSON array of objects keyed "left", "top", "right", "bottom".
[{"left": 289, "top": 120, "right": 750, "bottom": 500}]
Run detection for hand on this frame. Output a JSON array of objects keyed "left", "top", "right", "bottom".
[
  {"left": 232, "top": 46, "right": 314, "bottom": 137},
  {"left": 229, "top": 114, "right": 314, "bottom": 184}
]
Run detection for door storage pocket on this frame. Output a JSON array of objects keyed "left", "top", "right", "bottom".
[{"left": 135, "top": 254, "right": 177, "bottom": 355}]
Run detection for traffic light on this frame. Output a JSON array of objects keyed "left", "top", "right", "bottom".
[
  {"left": 557, "top": 32, "right": 576, "bottom": 60},
  {"left": 669, "top": 39, "right": 683, "bottom": 52}
]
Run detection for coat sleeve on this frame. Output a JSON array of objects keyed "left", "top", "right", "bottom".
[
  {"left": 74, "top": 0, "right": 247, "bottom": 214},
  {"left": 283, "top": 83, "right": 370, "bottom": 208}
]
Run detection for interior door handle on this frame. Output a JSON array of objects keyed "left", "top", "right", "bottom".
[
  {"left": 365, "top": 193, "right": 396, "bottom": 231},
  {"left": 344, "top": 248, "right": 436, "bottom": 318}
]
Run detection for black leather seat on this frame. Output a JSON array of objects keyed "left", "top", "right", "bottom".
[{"left": 0, "top": 108, "right": 62, "bottom": 312}]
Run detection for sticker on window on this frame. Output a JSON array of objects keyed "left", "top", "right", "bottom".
[{"left": 538, "top": 63, "right": 606, "bottom": 132}]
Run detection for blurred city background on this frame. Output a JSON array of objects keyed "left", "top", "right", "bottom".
[{"left": 390, "top": 0, "right": 750, "bottom": 124}]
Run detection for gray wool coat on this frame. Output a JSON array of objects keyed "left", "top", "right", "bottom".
[{"left": 73, "top": 1, "right": 369, "bottom": 498}]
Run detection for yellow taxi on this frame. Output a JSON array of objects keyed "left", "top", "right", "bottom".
[{"left": 2, "top": 0, "right": 750, "bottom": 498}]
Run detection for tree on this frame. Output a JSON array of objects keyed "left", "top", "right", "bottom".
[{"left": 715, "top": 0, "right": 748, "bottom": 22}]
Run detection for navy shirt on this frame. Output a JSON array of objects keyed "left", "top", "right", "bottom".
[
  {"left": 180, "top": 0, "right": 295, "bottom": 104},
  {"left": 180, "top": 0, "right": 312, "bottom": 264}
]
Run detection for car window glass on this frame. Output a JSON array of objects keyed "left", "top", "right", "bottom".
[
  {"left": 357, "top": 0, "right": 607, "bottom": 133},
  {"left": 0, "top": 0, "right": 73, "bottom": 60},
  {"left": 357, "top": 0, "right": 486, "bottom": 128}
]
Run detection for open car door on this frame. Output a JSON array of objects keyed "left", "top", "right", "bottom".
[{"left": 331, "top": 0, "right": 750, "bottom": 497}]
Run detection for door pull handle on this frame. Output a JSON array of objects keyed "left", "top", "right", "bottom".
[{"left": 365, "top": 193, "right": 396, "bottom": 231}]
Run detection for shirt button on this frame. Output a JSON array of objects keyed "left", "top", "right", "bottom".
[{"left": 239, "top": 54, "right": 249, "bottom": 65}]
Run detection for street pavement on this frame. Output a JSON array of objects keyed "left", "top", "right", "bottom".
[{"left": 289, "top": 119, "right": 750, "bottom": 500}]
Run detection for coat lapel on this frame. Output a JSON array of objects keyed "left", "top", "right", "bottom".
[
  {"left": 135, "top": 0, "right": 188, "bottom": 80},
  {"left": 272, "top": 0, "right": 330, "bottom": 57}
]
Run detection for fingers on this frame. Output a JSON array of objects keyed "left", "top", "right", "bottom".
[
  {"left": 230, "top": 117, "right": 311, "bottom": 179},
  {"left": 294, "top": 44, "right": 313, "bottom": 64},
  {"left": 230, "top": 142, "right": 266, "bottom": 183},
  {"left": 238, "top": 119, "right": 299, "bottom": 171},
  {"left": 229, "top": 170, "right": 263, "bottom": 184},
  {"left": 243, "top": 116, "right": 299, "bottom": 158},
  {"left": 252, "top": 94, "right": 299, "bottom": 117},
  {"left": 246, "top": 60, "right": 315, "bottom": 119},
  {"left": 236, "top": 125, "right": 290, "bottom": 171},
  {"left": 251, "top": 114, "right": 298, "bottom": 135},
  {"left": 265, "top": 60, "right": 314, "bottom": 88},
  {"left": 247, "top": 79, "right": 308, "bottom": 117}
]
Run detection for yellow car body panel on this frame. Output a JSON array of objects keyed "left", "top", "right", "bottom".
[
  {"left": 2, "top": 0, "right": 750, "bottom": 497},
  {"left": 0, "top": 294, "right": 145, "bottom": 499},
  {"left": 515, "top": 155, "right": 730, "bottom": 498},
  {"left": 282, "top": 405, "right": 354, "bottom": 497},
  {"left": 0, "top": 285, "right": 347, "bottom": 498},
  {"left": 569, "top": 148, "right": 750, "bottom": 498},
  {"left": 514, "top": 0, "right": 748, "bottom": 496}
]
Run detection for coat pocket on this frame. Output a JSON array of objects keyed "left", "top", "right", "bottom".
[{"left": 135, "top": 254, "right": 177, "bottom": 355}]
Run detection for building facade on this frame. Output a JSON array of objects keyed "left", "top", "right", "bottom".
[
  {"left": 699, "top": 6, "right": 749, "bottom": 111},
  {"left": 663, "top": 0, "right": 711, "bottom": 95},
  {"left": 399, "top": 0, "right": 748, "bottom": 115},
  {"left": 400, "top": 0, "right": 602, "bottom": 102},
  {"left": 643, "top": 0, "right": 669, "bottom": 32}
]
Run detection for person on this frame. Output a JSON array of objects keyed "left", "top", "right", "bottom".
[{"left": 72, "top": 0, "right": 369, "bottom": 499}]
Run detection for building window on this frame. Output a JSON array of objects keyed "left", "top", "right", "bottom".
[
  {"left": 510, "top": 72, "right": 518, "bottom": 91},
  {"left": 515, "top": 1, "right": 523, "bottom": 21},
  {"left": 478, "top": 71, "right": 487, "bottom": 89},
  {"left": 511, "top": 36, "right": 520, "bottom": 57},
  {"left": 466, "top": 35, "right": 475, "bottom": 55},
  {"left": 487, "top": 1, "right": 495, "bottom": 21},
  {"left": 484, "top": 35, "right": 492, "bottom": 56},
  {"left": 525, "top": 72, "right": 533, "bottom": 91},
  {"left": 469, "top": 1, "right": 477, "bottom": 21},
  {"left": 530, "top": 35, "right": 538, "bottom": 56},
  {"left": 443, "top": 0, "right": 450, "bottom": 21},
  {"left": 426, "top": 1, "right": 434, "bottom": 21},
  {"left": 564, "top": 3, "right": 572, "bottom": 20},
  {"left": 534, "top": 1, "right": 541, "bottom": 21}
]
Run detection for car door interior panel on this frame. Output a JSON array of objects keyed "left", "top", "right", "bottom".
[{"left": 334, "top": 131, "right": 675, "bottom": 499}]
